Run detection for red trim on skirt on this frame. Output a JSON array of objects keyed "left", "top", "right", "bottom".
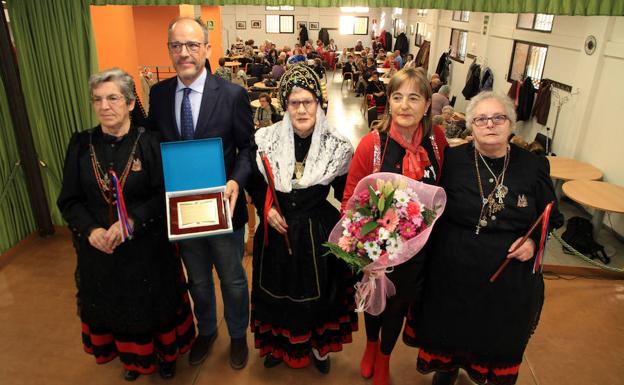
[
  {"left": 80, "top": 295, "right": 196, "bottom": 373},
  {"left": 417, "top": 348, "right": 521, "bottom": 385}
]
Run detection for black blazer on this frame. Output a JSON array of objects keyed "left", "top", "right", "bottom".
[{"left": 147, "top": 72, "right": 254, "bottom": 230}]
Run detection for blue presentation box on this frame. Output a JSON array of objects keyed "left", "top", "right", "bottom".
[{"left": 161, "top": 138, "right": 233, "bottom": 241}]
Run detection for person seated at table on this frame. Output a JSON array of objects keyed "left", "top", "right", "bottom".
[
  {"left": 271, "top": 58, "right": 286, "bottom": 81},
  {"left": 214, "top": 57, "right": 233, "bottom": 82},
  {"left": 431, "top": 85, "right": 451, "bottom": 116},
  {"left": 430, "top": 73, "right": 442, "bottom": 93},
  {"left": 316, "top": 41, "right": 325, "bottom": 55},
  {"left": 375, "top": 48, "right": 386, "bottom": 61},
  {"left": 244, "top": 40, "right": 255, "bottom": 59},
  {"left": 312, "top": 58, "right": 326, "bottom": 80},
  {"left": 354, "top": 40, "right": 364, "bottom": 52},
  {"left": 383, "top": 53, "right": 400, "bottom": 70},
  {"left": 381, "top": 65, "right": 398, "bottom": 80},
  {"left": 366, "top": 71, "right": 386, "bottom": 114},
  {"left": 342, "top": 55, "right": 355, "bottom": 76},
  {"left": 267, "top": 48, "right": 279, "bottom": 66},
  {"left": 248, "top": 56, "right": 270, "bottom": 80},
  {"left": 363, "top": 57, "right": 377, "bottom": 80},
  {"left": 254, "top": 93, "right": 278, "bottom": 129},
  {"left": 404, "top": 53, "right": 416, "bottom": 68},
  {"left": 393, "top": 50, "right": 404, "bottom": 68},
  {"left": 337, "top": 48, "right": 349, "bottom": 69},
  {"left": 353, "top": 55, "right": 366, "bottom": 93},
  {"left": 327, "top": 39, "right": 337, "bottom": 52},
  {"left": 232, "top": 69, "right": 249, "bottom": 89}
]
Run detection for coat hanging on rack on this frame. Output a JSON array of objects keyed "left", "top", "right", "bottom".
[
  {"left": 508, "top": 77, "right": 536, "bottom": 121},
  {"left": 318, "top": 28, "right": 330, "bottom": 46},
  {"left": 414, "top": 40, "right": 430, "bottom": 69},
  {"left": 394, "top": 33, "right": 409, "bottom": 56},
  {"left": 532, "top": 79, "right": 552, "bottom": 125},
  {"left": 462, "top": 61, "right": 481, "bottom": 100},
  {"left": 384, "top": 31, "right": 393, "bottom": 52},
  {"left": 480, "top": 67, "right": 493, "bottom": 91},
  {"left": 435, "top": 51, "right": 451, "bottom": 83}
]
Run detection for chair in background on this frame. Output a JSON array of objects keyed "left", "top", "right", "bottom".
[
  {"left": 341, "top": 72, "right": 353, "bottom": 91},
  {"left": 367, "top": 105, "right": 378, "bottom": 129}
]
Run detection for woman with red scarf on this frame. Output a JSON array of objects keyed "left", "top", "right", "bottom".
[{"left": 341, "top": 67, "right": 448, "bottom": 385}]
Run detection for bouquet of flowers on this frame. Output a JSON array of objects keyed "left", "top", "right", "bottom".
[{"left": 325, "top": 172, "right": 446, "bottom": 315}]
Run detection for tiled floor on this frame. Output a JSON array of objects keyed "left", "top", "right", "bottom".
[{"left": 1, "top": 72, "right": 623, "bottom": 385}]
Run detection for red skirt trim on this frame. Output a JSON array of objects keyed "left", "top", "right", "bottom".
[
  {"left": 417, "top": 348, "right": 521, "bottom": 385},
  {"left": 80, "top": 295, "right": 196, "bottom": 372}
]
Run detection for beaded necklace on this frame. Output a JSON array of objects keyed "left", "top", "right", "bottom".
[
  {"left": 89, "top": 128, "right": 143, "bottom": 206},
  {"left": 474, "top": 145, "right": 510, "bottom": 235}
]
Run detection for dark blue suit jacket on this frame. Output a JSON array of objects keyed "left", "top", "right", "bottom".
[{"left": 148, "top": 72, "right": 254, "bottom": 230}]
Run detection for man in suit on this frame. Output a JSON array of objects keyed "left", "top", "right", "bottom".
[{"left": 148, "top": 16, "right": 253, "bottom": 370}]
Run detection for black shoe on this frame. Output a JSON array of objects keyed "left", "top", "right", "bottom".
[
  {"left": 263, "top": 353, "right": 282, "bottom": 368},
  {"left": 123, "top": 370, "right": 140, "bottom": 382},
  {"left": 230, "top": 337, "right": 249, "bottom": 370},
  {"left": 158, "top": 360, "right": 176, "bottom": 380},
  {"left": 189, "top": 331, "right": 218, "bottom": 366},
  {"left": 313, "top": 355, "right": 331, "bottom": 374},
  {"left": 432, "top": 369, "right": 459, "bottom": 385},
  {"left": 356, "top": 93, "right": 361, "bottom": 97}
]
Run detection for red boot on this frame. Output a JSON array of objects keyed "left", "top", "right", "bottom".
[
  {"left": 373, "top": 350, "right": 390, "bottom": 385},
  {"left": 360, "top": 340, "right": 378, "bottom": 378}
]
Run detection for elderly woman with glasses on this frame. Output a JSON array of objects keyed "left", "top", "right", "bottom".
[
  {"left": 404, "top": 91, "right": 563, "bottom": 385},
  {"left": 57, "top": 68, "right": 195, "bottom": 382},
  {"left": 247, "top": 64, "right": 356, "bottom": 373}
]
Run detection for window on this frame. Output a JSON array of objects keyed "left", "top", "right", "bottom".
[
  {"left": 265, "top": 6, "right": 294, "bottom": 11},
  {"left": 508, "top": 41, "right": 548, "bottom": 87},
  {"left": 266, "top": 15, "right": 294, "bottom": 34},
  {"left": 452, "top": 11, "right": 470, "bottom": 22},
  {"left": 449, "top": 29, "right": 468, "bottom": 62},
  {"left": 415, "top": 22, "right": 426, "bottom": 46},
  {"left": 416, "top": 9, "right": 428, "bottom": 17},
  {"left": 517, "top": 13, "right": 554, "bottom": 32},
  {"left": 339, "top": 16, "right": 369, "bottom": 35}
]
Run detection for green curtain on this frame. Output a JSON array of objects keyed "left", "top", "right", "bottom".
[
  {"left": 0, "top": 76, "right": 36, "bottom": 253},
  {"left": 6, "top": 0, "right": 98, "bottom": 225},
  {"left": 89, "top": 0, "right": 624, "bottom": 16}
]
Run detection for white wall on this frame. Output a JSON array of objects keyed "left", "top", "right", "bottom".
[
  {"left": 220, "top": 6, "right": 380, "bottom": 51},
  {"left": 399, "top": 10, "right": 624, "bottom": 235}
]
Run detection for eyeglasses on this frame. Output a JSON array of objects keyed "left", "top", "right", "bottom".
[
  {"left": 472, "top": 114, "right": 509, "bottom": 127},
  {"left": 167, "top": 41, "right": 206, "bottom": 53},
  {"left": 91, "top": 94, "right": 125, "bottom": 105},
  {"left": 287, "top": 99, "right": 317, "bottom": 110}
]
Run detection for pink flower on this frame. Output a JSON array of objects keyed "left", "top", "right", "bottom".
[
  {"left": 399, "top": 221, "right": 418, "bottom": 239},
  {"left": 355, "top": 190, "right": 370, "bottom": 204},
  {"left": 338, "top": 236, "right": 355, "bottom": 252},
  {"left": 377, "top": 208, "right": 399, "bottom": 232},
  {"left": 406, "top": 201, "right": 422, "bottom": 218}
]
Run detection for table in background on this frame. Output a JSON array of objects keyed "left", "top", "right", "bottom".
[
  {"left": 562, "top": 180, "right": 624, "bottom": 240},
  {"left": 224, "top": 61, "right": 242, "bottom": 72},
  {"left": 547, "top": 156, "right": 603, "bottom": 200}
]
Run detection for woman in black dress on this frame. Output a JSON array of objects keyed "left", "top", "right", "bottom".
[
  {"left": 248, "top": 64, "right": 356, "bottom": 373},
  {"left": 57, "top": 68, "right": 195, "bottom": 381},
  {"left": 342, "top": 67, "right": 448, "bottom": 385},
  {"left": 406, "top": 91, "right": 563, "bottom": 385}
]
